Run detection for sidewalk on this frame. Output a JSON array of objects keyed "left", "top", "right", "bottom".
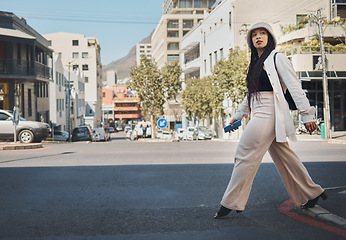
[{"left": 0, "top": 142, "right": 43, "bottom": 151}]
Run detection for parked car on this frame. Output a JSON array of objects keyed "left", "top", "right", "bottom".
[
  {"left": 199, "top": 126, "right": 216, "bottom": 138},
  {"left": 0, "top": 109, "right": 51, "bottom": 143},
  {"left": 176, "top": 128, "right": 185, "bottom": 140},
  {"left": 124, "top": 125, "right": 131, "bottom": 133},
  {"left": 161, "top": 131, "right": 172, "bottom": 139},
  {"left": 155, "top": 129, "right": 163, "bottom": 139},
  {"left": 126, "top": 130, "right": 133, "bottom": 139},
  {"left": 134, "top": 121, "right": 152, "bottom": 138},
  {"left": 197, "top": 126, "right": 213, "bottom": 140},
  {"left": 93, "top": 127, "right": 109, "bottom": 141},
  {"left": 71, "top": 126, "right": 95, "bottom": 142},
  {"left": 53, "top": 130, "right": 70, "bottom": 141},
  {"left": 185, "top": 127, "right": 198, "bottom": 140}
]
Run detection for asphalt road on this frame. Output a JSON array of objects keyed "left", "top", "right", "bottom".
[{"left": 0, "top": 133, "right": 345, "bottom": 240}]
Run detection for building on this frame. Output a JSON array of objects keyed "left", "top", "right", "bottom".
[
  {"left": 181, "top": 0, "right": 346, "bottom": 134},
  {"left": 113, "top": 85, "right": 142, "bottom": 123},
  {"left": 0, "top": 11, "right": 52, "bottom": 122},
  {"left": 136, "top": 43, "right": 152, "bottom": 65},
  {"left": 152, "top": 0, "right": 216, "bottom": 68},
  {"left": 102, "top": 87, "right": 114, "bottom": 123},
  {"left": 43, "top": 32, "right": 102, "bottom": 128},
  {"left": 106, "top": 70, "right": 117, "bottom": 87}
]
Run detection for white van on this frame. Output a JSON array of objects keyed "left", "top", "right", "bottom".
[{"left": 134, "top": 121, "right": 152, "bottom": 138}]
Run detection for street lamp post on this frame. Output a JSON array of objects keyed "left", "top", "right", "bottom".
[{"left": 310, "top": 9, "right": 332, "bottom": 139}]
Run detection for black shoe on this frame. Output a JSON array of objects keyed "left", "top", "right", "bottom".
[
  {"left": 302, "top": 191, "right": 328, "bottom": 209},
  {"left": 214, "top": 206, "right": 243, "bottom": 219}
]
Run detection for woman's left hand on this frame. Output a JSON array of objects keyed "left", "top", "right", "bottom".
[{"left": 304, "top": 122, "right": 317, "bottom": 135}]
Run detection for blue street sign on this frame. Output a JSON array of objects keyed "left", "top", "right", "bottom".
[
  {"left": 13, "top": 107, "right": 20, "bottom": 125},
  {"left": 157, "top": 118, "right": 168, "bottom": 129}
]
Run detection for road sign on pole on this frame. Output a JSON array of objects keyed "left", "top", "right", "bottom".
[
  {"left": 157, "top": 118, "right": 168, "bottom": 129},
  {"left": 13, "top": 107, "right": 20, "bottom": 143}
]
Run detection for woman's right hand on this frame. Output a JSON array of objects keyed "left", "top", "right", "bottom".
[{"left": 229, "top": 118, "right": 239, "bottom": 132}]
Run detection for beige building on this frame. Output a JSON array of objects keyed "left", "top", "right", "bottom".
[
  {"left": 44, "top": 32, "right": 102, "bottom": 128},
  {"left": 136, "top": 43, "right": 152, "bottom": 65},
  {"left": 152, "top": 0, "right": 216, "bottom": 68}
]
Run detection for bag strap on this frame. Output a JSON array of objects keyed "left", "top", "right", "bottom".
[{"left": 273, "top": 52, "right": 285, "bottom": 93}]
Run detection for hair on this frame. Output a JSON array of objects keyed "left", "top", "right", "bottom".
[{"left": 246, "top": 29, "right": 276, "bottom": 110}]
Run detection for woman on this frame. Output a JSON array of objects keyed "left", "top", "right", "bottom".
[{"left": 214, "top": 22, "right": 327, "bottom": 219}]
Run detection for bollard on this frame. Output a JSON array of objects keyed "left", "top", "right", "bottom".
[{"left": 321, "top": 123, "right": 325, "bottom": 139}]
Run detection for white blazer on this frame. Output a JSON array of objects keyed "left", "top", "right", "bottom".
[{"left": 233, "top": 50, "right": 316, "bottom": 142}]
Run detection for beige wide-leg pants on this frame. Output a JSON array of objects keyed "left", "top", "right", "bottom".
[{"left": 221, "top": 92, "right": 324, "bottom": 211}]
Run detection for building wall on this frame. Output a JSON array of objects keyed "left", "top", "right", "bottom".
[
  {"left": 152, "top": 13, "right": 205, "bottom": 68},
  {"left": 43, "top": 32, "right": 102, "bottom": 128},
  {"left": 136, "top": 43, "right": 152, "bottom": 65}
]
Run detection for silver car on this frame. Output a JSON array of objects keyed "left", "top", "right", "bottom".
[{"left": 0, "top": 109, "right": 51, "bottom": 143}]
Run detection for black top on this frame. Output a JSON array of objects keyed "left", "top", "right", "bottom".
[{"left": 258, "top": 69, "right": 273, "bottom": 92}]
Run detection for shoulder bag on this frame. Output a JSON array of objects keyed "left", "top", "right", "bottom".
[{"left": 273, "top": 52, "right": 297, "bottom": 110}]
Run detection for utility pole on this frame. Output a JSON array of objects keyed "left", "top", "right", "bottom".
[
  {"left": 66, "top": 62, "right": 72, "bottom": 142},
  {"left": 311, "top": 9, "right": 332, "bottom": 139}
]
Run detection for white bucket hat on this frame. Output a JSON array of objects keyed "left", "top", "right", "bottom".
[{"left": 246, "top": 22, "right": 277, "bottom": 48}]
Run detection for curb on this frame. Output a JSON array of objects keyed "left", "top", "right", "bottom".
[
  {"left": 0, "top": 143, "right": 43, "bottom": 151},
  {"left": 301, "top": 205, "right": 346, "bottom": 228}
]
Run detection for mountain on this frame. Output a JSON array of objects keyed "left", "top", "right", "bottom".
[{"left": 102, "top": 31, "right": 153, "bottom": 82}]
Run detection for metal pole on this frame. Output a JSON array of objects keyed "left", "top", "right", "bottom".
[
  {"left": 317, "top": 9, "right": 332, "bottom": 139},
  {"left": 66, "top": 63, "right": 71, "bottom": 142}
]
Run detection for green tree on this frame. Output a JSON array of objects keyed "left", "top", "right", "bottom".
[
  {"left": 129, "top": 56, "right": 165, "bottom": 122},
  {"left": 161, "top": 61, "right": 182, "bottom": 101},
  {"left": 211, "top": 47, "right": 248, "bottom": 109},
  {"left": 181, "top": 76, "right": 214, "bottom": 121}
]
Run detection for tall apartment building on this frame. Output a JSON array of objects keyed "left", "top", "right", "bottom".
[
  {"left": 181, "top": 0, "right": 346, "bottom": 134},
  {"left": 152, "top": 0, "right": 216, "bottom": 68},
  {"left": 136, "top": 43, "right": 152, "bottom": 65},
  {"left": 0, "top": 11, "right": 52, "bottom": 122},
  {"left": 43, "top": 32, "right": 102, "bottom": 128},
  {"left": 50, "top": 53, "right": 85, "bottom": 132}
]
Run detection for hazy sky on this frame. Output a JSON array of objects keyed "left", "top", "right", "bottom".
[{"left": 2, "top": 0, "right": 163, "bottom": 65}]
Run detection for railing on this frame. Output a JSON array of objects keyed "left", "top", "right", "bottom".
[
  {"left": 280, "top": 45, "right": 346, "bottom": 56},
  {"left": 0, "top": 58, "right": 51, "bottom": 79}
]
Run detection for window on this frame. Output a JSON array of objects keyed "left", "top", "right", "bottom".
[
  {"left": 179, "top": 0, "right": 192, "bottom": 8},
  {"left": 167, "top": 20, "right": 179, "bottom": 28},
  {"left": 204, "top": 60, "right": 207, "bottom": 73},
  {"left": 208, "top": 0, "right": 216, "bottom": 8},
  {"left": 183, "top": 31, "right": 189, "bottom": 36},
  {"left": 17, "top": 43, "right": 21, "bottom": 65},
  {"left": 194, "top": 0, "right": 203, "bottom": 8},
  {"left": 72, "top": 40, "right": 79, "bottom": 46},
  {"left": 167, "top": 31, "right": 179, "bottom": 38},
  {"left": 103, "top": 92, "right": 106, "bottom": 98},
  {"left": 220, "top": 48, "right": 224, "bottom": 60},
  {"left": 229, "top": 12, "right": 232, "bottom": 26},
  {"left": 167, "top": 54, "right": 179, "bottom": 62},
  {"left": 73, "top": 65, "right": 79, "bottom": 71},
  {"left": 140, "top": 46, "right": 145, "bottom": 48},
  {"left": 85, "top": 77, "right": 89, "bottom": 83},
  {"left": 214, "top": 51, "right": 218, "bottom": 63},
  {"left": 82, "top": 52, "right": 88, "bottom": 58},
  {"left": 82, "top": 64, "right": 89, "bottom": 71},
  {"left": 183, "top": 20, "right": 194, "bottom": 28},
  {"left": 167, "top": 42, "right": 179, "bottom": 50},
  {"left": 140, "top": 50, "right": 145, "bottom": 53},
  {"left": 209, "top": 53, "right": 212, "bottom": 71},
  {"left": 72, "top": 52, "right": 79, "bottom": 58}
]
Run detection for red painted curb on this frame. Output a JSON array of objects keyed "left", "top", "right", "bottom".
[{"left": 278, "top": 199, "right": 346, "bottom": 238}]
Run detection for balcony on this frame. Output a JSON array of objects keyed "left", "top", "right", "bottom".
[
  {"left": 280, "top": 45, "right": 346, "bottom": 73},
  {"left": 0, "top": 58, "right": 51, "bottom": 80}
]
